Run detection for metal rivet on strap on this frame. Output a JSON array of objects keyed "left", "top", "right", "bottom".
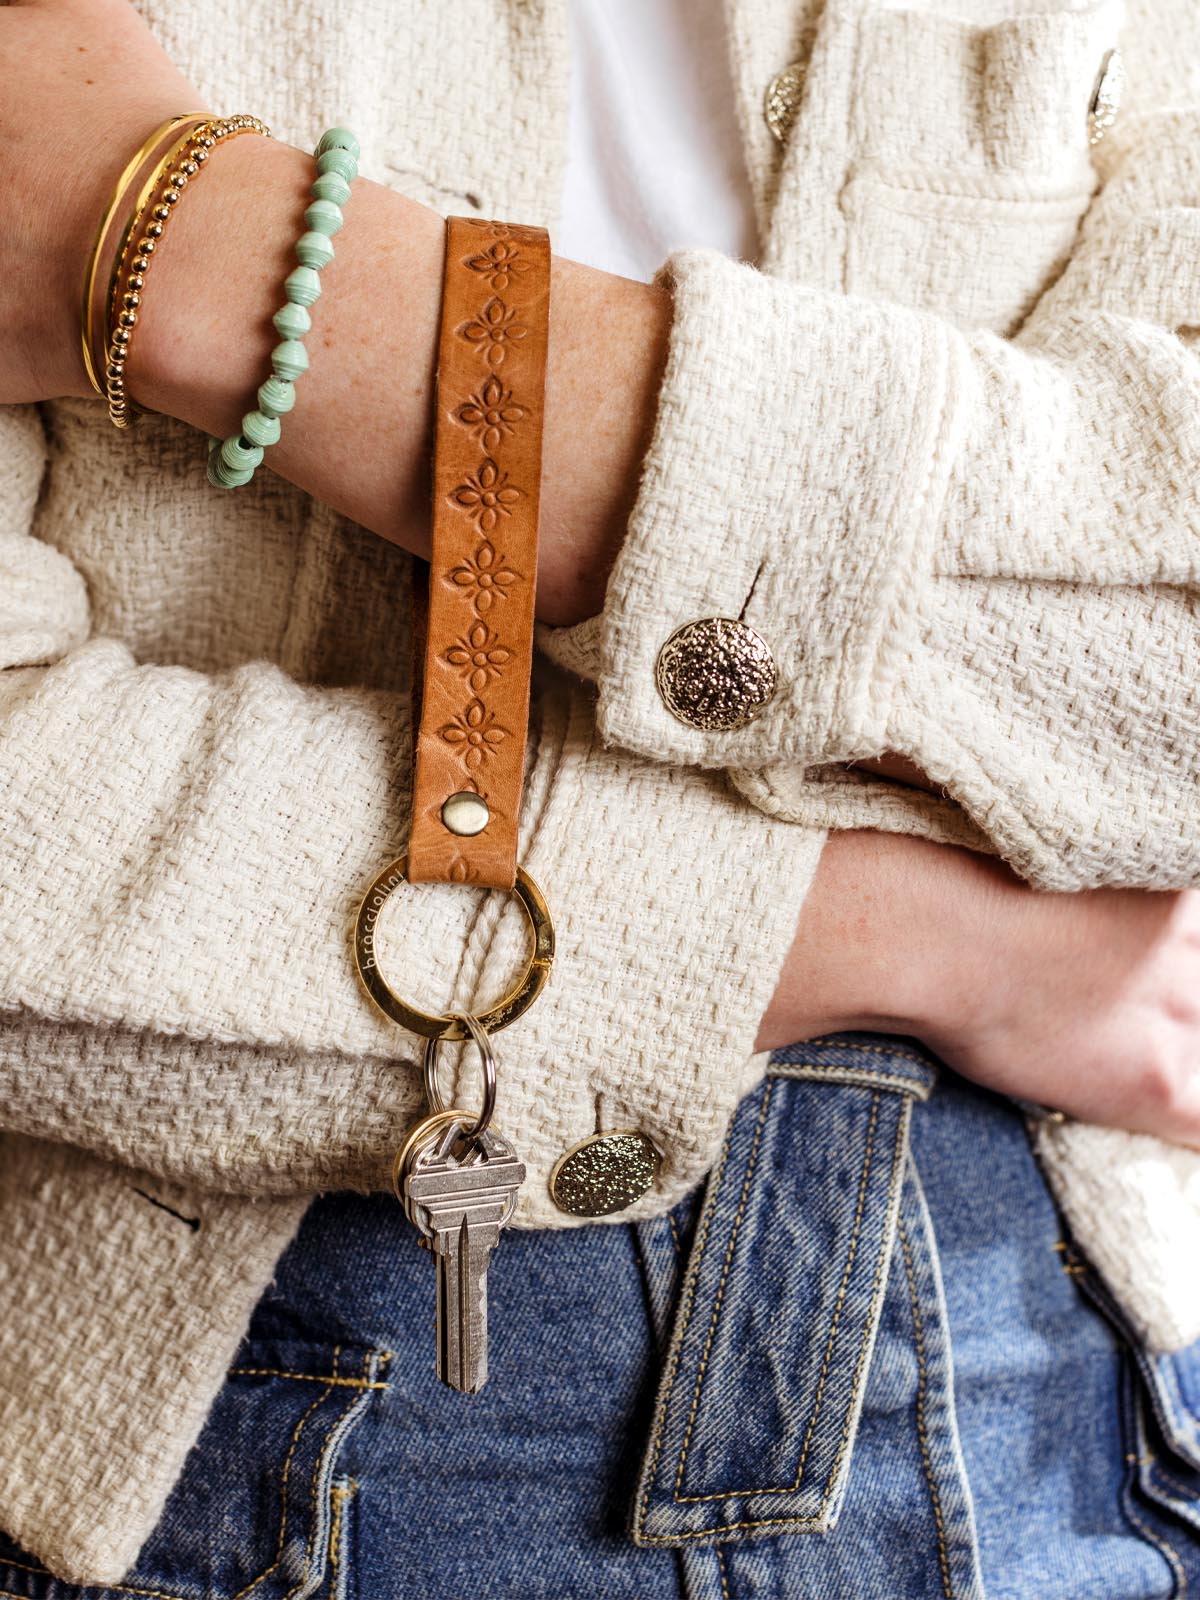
[
  {"left": 655, "top": 616, "right": 777, "bottom": 732},
  {"left": 441, "top": 790, "right": 490, "bottom": 836},
  {"left": 549, "top": 1131, "right": 662, "bottom": 1217}
]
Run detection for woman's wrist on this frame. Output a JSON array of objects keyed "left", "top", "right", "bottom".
[
  {"left": 753, "top": 830, "right": 979, "bottom": 1052},
  {"left": 762, "top": 828, "right": 1200, "bottom": 1150},
  {"left": 131, "top": 133, "right": 443, "bottom": 545},
  {"left": 19, "top": 98, "right": 203, "bottom": 406},
  {"left": 126, "top": 132, "right": 670, "bottom": 625}
]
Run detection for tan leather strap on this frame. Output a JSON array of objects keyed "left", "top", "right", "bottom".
[{"left": 407, "top": 216, "right": 551, "bottom": 889}]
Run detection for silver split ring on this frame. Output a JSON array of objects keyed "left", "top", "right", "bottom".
[{"left": 423, "top": 1010, "right": 497, "bottom": 1141}]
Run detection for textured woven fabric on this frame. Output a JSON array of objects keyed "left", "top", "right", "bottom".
[
  {"left": 2, "top": 0, "right": 1200, "bottom": 1581},
  {"left": 0, "top": 1136, "right": 308, "bottom": 1582}
]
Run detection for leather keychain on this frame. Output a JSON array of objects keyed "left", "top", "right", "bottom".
[
  {"left": 408, "top": 215, "right": 551, "bottom": 887},
  {"left": 353, "top": 216, "right": 555, "bottom": 1392}
]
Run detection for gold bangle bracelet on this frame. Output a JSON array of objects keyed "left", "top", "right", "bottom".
[
  {"left": 80, "top": 113, "right": 206, "bottom": 399},
  {"left": 103, "top": 114, "right": 219, "bottom": 425},
  {"left": 103, "top": 114, "right": 270, "bottom": 429},
  {"left": 100, "top": 115, "right": 216, "bottom": 400}
]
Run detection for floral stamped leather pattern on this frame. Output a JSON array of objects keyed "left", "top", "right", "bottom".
[{"left": 407, "top": 216, "right": 551, "bottom": 888}]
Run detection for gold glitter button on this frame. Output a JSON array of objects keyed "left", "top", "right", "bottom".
[
  {"left": 655, "top": 616, "right": 777, "bottom": 732},
  {"left": 763, "top": 34, "right": 816, "bottom": 144},
  {"left": 1088, "top": 48, "right": 1125, "bottom": 146},
  {"left": 549, "top": 1131, "right": 661, "bottom": 1217},
  {"left": 764, "top": 63, "right": 806, "bottom": 144}
]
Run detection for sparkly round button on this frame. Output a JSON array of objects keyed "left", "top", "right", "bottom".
[
  {"left": 549, "top": 1131, "right": 661, "bottom": 1217},
  {"left": 764, "top": 63, "right": 806, "bottom": 144},
  {"left": 763, "top": 31, "right": 816, "bottom": 145},
  {"left": 1088, "top": 47, "right": 1125, "bottom": 146},
  {"left": 764, "top": 64, "right": 803, "bottom": 145},
  {"left": 655, "top": 616, "right": 777, "bottom": 732}
]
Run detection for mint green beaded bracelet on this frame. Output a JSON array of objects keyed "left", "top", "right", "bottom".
[{"left": 207, "top": 126, "right": 359, "bottom": 489}]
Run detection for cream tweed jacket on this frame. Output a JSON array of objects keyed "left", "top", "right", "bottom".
[{"left": 2, "top": 0, "right": 1200, "bottom": 1581}]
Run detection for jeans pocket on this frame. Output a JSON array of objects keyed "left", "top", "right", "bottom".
[
  {"left": 0, "top": 1342, "right": 387, "bottom": 1600},
  {"left": 1130, "top": 1337, "right": 1200, "bottom": 1549},
  {"left": 631, "top": 1034, "right": 936, "bottom": 1549},
  {"left": 1067, "top": 1242, "right": 1200, "bottom": 1583}
]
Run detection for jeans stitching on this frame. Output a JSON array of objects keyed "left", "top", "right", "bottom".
[
  {"left": 1138, "top": 1357, "right": 1200, "bottom": 1480},
  {"left": 814, "top": 1099, "right": 909, "bottom": 1514},
  {"left": 228, "top": 1371, "right": 389, "bottom": 1391},
  {"left": 633, "top": 1104, "right": 744, "bottom": 1542},
  {"left": 635, "top": 1098, "right": 908, "bottom": 1541},
  {"left": 715, "top": 1543, "right": 732, "bottom": 1599},
  {"left": 293, "top": 1359, "right": 358, "bottom": 1600},
  {"left": 671, "top": 1082, "right": 777, "bottom": 1498},
  {"left": 1121, "top": 1493, "right": 1188, "bottom": 1596},
  {"left": 1149, "top": 1460, "right": 1200, "bottom": 1502},
  {"left": 327, "top": 1478, "right": 356, "bottom": 1600},
  {"left": 291, "top": 1350, "right": 389, "bottom": 1600},
  {"left": 1122, "top": 1381, "right": 1189, "bottom": 1597},
  {"left": 791, "top": 1039, "right": 933, "bottom": 1069},
  {"left": 230, "top": 1347, "right": 343, "bottom": 1600},
  {"left": 898, "top": 1210, "right": 954, "bottom": 1600},
  {"left": 771, "top": 1063, "right": 931, "bottom": 1097}
]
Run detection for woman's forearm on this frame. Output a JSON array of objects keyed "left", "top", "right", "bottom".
[{"left": 125, "top": 134, "right": 670, "bottom": 627}]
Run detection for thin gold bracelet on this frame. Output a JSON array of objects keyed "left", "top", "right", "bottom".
[
  {"left": 103, "top": 115, "right": 219, "bottom": 426},
  {"left": 80, "top": 113, "right": 206, "bottom": 399},
  {"left": 101, "top": 114, "right": 271, "bottom": 429}
]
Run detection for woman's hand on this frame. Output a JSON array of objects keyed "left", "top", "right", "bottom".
[
  {"left": 759, "top": 830, "right": 1200, "bottom": 1148},
  {"left": 938, "top": 867, "right": 1200, "bottom": 1144},
  {"left": 0, "top": 0, "right": 206, "bottom": 404}
]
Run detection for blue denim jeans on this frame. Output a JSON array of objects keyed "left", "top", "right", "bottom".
[{"left": 3, "top": 1035, "right": 1199, "bottom": 1599}]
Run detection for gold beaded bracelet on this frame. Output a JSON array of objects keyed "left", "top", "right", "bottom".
[
  {"left": 99, "top": 115, "right": 214, "bottom": 422},
  {"left": 80, "top": 113, "right": 204, "bottom": 399},
  {"left": 87, "top": 113, "right": 271, "bottom": 429}
]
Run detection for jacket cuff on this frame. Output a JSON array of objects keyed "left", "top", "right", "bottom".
[{"left": 536, "top": 247, "right": 959, "bottom": 767}]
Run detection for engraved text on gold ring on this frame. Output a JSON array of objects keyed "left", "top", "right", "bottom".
[{"left": 354, "top": 852, "right": 554, "bottom": 1040}]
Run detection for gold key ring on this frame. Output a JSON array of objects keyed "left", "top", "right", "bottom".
[
  {"left": 354, "top": 852, "right": 555, "bottom": 1040},
  {"left": 391, "top": 1107, "right": 474, "bottom": 1205}
]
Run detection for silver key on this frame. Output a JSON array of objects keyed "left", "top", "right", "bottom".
[{"left": 403, "top": 1119, "right": 525, "bottom": 1393}]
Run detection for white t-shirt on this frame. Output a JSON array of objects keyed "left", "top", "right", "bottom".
[{"left": 559, "top": 0, "right": 759, "bottom": 281}]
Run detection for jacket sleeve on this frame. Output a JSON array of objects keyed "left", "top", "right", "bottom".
[
  {"left": 535, "top": 105, "right": 1200, "bottom": 892},
  {"left": 0, "top": 399, "right": 421, "bottom": 1058},
  {"left": 0, "top": 401, "right": 821, "bottom": 1213}
]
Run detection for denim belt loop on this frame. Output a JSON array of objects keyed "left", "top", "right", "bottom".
[{"left": 632, "top": 1034, "right": 937, "bottom": 1548}]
